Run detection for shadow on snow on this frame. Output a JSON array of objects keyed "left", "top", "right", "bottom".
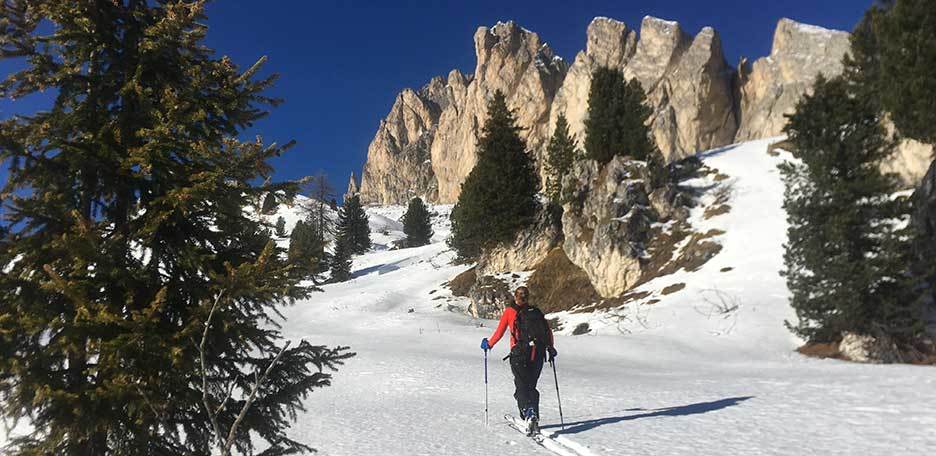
[{"left": 542, "top": 396, "right": 754, "bottom": 435}]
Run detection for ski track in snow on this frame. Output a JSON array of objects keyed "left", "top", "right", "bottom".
[{"left": 4, "top": 140, "right": 935, "bottom": 455}]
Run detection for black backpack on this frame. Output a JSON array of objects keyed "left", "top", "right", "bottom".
[{"left": 511, "top": 304, "right": 551, "bottom": 363}]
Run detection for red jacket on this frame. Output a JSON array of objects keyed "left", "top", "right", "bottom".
[{"left": 487, "top": 304, "right": 555, "bottom": 349}]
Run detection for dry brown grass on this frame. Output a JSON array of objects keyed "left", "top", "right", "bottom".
[
  {"left": 768, "top": 139, "right": 795, "bottom": 157},
  {"left": 797, "top": 342, "right": 843, "bottom": 360},
  {"left": 661, "top": 283, "right": 686, "bottom": 295},
  {"left": 798, "top": 338, "right": 936, "bottom": 365},
  {"left": 585, "top": 290, "right": 652, "bottom": 313},
  {"left": 448, "top": 267, "right": 477, "bottom": 297},
  {"left": 526, "top": 248, "right": 600, "bottom": 314},
  {"left": 703, "top": 204, "right": 731, "bottom": 220}
]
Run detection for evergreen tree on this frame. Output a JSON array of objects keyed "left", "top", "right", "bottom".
[
  {"left": 287, "top": 219, "right": 325, "bottom": 279},
  {"left": 584, "top": 67, "right": 657, "bottom": 165},
  {"left": 843, "top": 0, "right": 936, "bottom": 338},
  {"left": 873, "top": 0, "right": 936, "bottom": 145},
  {"left": 0, "top": 3, "right": 351, "bottom": 454},
  {"left": 274, "top": 215, "right": 287, "bottom": 237},
  {"left": 402, "top": 197, "right": 434, "bottom": 247},
  {"left": 843, "top": 8, "right": 884, "bottom": 105},
  {"left": 449, "top": 91, "right": 539, "bottom": 261},
  {"left": 545, "top": 114, "right": 579, "bottom": 203},
  {"left": 329, "top": 236, "right": 353, "bottom": 282},
  {"left": 335, "top": 194, "right": 370, "bottom": 255},
  {"left": 261, "top": 191, "right": 278, "bottom": 215},
  {"left": 779, "top": 75, "right": 920, "bottom": 343}
]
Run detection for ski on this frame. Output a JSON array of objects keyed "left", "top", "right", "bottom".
[
  {"left": 505, "top": 414, "right": 544, "bottom": 443},
  {"left": 504, "top": 414, "right": 580, "bottom": 456}
]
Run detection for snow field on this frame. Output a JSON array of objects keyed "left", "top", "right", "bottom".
[{"left": 276, "top": 140, "right": 936, "bottom": 455}]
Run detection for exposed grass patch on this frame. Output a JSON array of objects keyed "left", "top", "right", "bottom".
[
  {"left": 797, "top": 342, "right": 842, "bottom": 360},
  {"left": 703, "top": 204, "right": 731, "bottom": 220},
  {"left": 527, "top": 248, "right": 600, "bottom": 314},
  {"left": 720, "top": 267, "right": 733, "bottom": 272},
  {"left": 661, "top": 283, "right": 686, "bottom": 295},
  {"left": 587, "top": 290, "right": 652, "bottom": 312},
  {"left": 448, "top": 267, "right": 477, "bottom": 297},
  {"left": 768, "top": 139, "right": 794, "bottom": 157}
]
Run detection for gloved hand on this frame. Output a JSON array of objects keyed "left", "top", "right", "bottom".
[
  {"left": 547, "top": 346, "right": 558, "bottom": 362},
  {"left": 480, "top": 338, "right": 490, "bottom": 351}
]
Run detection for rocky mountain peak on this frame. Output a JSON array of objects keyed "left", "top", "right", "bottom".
[
  {"left": 585, "top": 17, "right": 637, "bottom": 68},
  {"left": 736, "top": 18, "right": 851, "bottom": 141},
  {"left": 357, "top": 15, "right": 930, "bottom": 206}
]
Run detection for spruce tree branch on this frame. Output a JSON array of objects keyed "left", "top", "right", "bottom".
[
  {"left": 223, "top": 340, "right": 292, "bottom": 455},
  {"left": 215, "top": 374, "right": 240, "bottom": 417},
  {"left": 197, "top": 291, "right": 225, "bottom": 452},
  {"left": 235, "top": 55, "right": 268, "bottom": 84},
  {"left": 134, "top": 384, "right": 164, "bottom": 424}
]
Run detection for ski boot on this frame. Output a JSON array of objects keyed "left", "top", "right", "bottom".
[{"left": 524, "top": 407, "right": 539, "bottom": 436}]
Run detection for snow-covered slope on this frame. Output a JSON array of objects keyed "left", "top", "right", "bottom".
[
  {"left": 275, "top": 140, "right": 935, "bottom": 455},
  {"left": 5, "top": 140, "right": 934, "bottom": 454}
]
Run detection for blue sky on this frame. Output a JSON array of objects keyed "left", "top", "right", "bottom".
[{"left": 1, "top": 1, "right": 870, "bottom": 197}]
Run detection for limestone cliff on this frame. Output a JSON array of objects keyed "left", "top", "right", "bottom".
[
  {"left": 358, "top": 16, "right": 930, "bottom": 205},
  {"left": 550, "top": 16, "right": 737, "bottom": 163},
  {"left": 735, "top": 19, "right": 851, "bottom": 141}
]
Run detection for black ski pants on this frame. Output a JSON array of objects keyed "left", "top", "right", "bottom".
[{"left": 509, "top": 347, "right": 545, "bottom": 418}]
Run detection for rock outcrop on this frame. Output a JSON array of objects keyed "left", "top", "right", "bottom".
[
  {"left": 358, "top": 79, "right": 455, "bottom": 204},
  {"left": 476, "top": 206, "right": 563, "bottom": 277},
  {"left": 561, "top": 157, "right": 657, "bottom": 297},
  {"left": 466, "top": 275, "right": 513, "bottom": 320},
  {"left": 735, "top": 19, "right": 851, "bottom": 141},
  {"left": 882, "top": 120, "right": 935, "bottom": 187},
  {"left": 838, "top": 332, "right": 902, "bottom": 364},
  {"left": 549, "top": 17, "right": 737, "bottom": 163},
  {"left": 736, "top": 20, "right": 930, "bottom": 187},
  {"left": 344, "top": 172, "right": 359, "bottom": 202}
]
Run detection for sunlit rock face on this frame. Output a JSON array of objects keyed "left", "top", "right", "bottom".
[{"left": 359, "top": 16, "right": 930, "bottom": 204}]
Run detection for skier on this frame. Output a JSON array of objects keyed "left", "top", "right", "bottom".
[{"left": 480, "top": 286, "right": 557, "bottom": 434}]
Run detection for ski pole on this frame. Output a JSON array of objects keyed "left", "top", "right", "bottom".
[
  {"left": 483, "top": 349, "right": 489, "bottom": 427},
  {"left": 551, "top": 359, "right": 564, "bottom": 429}
]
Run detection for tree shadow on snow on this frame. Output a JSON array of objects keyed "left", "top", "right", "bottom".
[
  {"left": 542, "top": 396, "right": 754, "bottom": 436},
  {"left": 351, "top": 263, "right": 401, "bottom": 278}
]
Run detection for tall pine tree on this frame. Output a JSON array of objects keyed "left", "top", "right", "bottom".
[
  {"left": 842, "top": 0, "right": 936, "bottom": 339},
  {"left": 274, "top": 215, "right": 287, "bottom": 237},
  {"left": 584, "top": 67, "right": 657, "bottom": 165},
  {"left": 0, "top": 2, "right": 351, "bottom": 454},
  {"left": 544, "top": 114, "right": 579, "bottom": 203},
  {"left": 779, "top": 75, "right": 920, "bottom": 343},
  {"left": 402, "top": 197, "right": 434, "bottom": 247},
  {"left": 335, "top": 194, "right": 370, "bottom": 255},
  {"left": 329, "top": 236, "right": 353, "bottom": 282},
  {"left": 287, "top": 219, "right": 326, "bottom": 280},
  {"left": 449, "top": 91, "right": 539, "bottom": 261}
]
